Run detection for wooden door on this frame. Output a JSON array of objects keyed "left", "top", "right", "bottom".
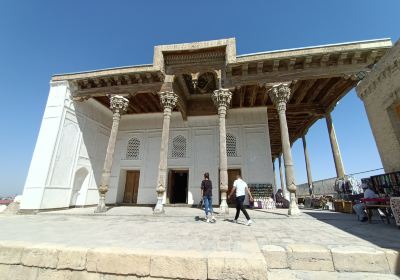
[
  {"left": 123, "top": 171, "right": 140, "bottom": 203},
  {"left": 227, "top": 169, "right": 241, "bottom": 204}
]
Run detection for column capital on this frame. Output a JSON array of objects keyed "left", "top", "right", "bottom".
[
  {"left": 158, "top": 91, "right": 178, "bottom": 110},
  {"left": 212, "top": 88, "right": 232, "bottom": 112},
  {"left": 268, "top": 83, "right": 291, "bottom": 112},
  {"left": 109, "top": 95, "right": 129, "bottom": 115}
]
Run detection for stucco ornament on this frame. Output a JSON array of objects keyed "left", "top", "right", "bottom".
[
  {"left": 109, "top": 95, "right": 129, "bottom": 115},
  {"left": 158, "top": 91, "right": 178, "bottom": 110},
  {"left": 269, "top": 84, "right": 291, "bottom": 112},
  {"left": 212, "top": 89, "right": 232, "bottom": 110}
]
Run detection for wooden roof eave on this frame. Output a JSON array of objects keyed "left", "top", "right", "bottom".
[{"left": 233, "top": 39, "right": 392, "bottom": 65}]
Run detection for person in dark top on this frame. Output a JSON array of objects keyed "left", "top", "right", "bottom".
[{"left": 201, "top": 172, "right": 216, "bottom": 223}]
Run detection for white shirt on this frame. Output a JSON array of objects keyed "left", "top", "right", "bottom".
[{"left": 233, "top": 178, "right": 247, "bottom": 197}]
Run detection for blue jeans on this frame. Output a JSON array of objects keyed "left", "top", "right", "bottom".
[{"left": 203, "top": 195, "right": 213, "bottom": 216}]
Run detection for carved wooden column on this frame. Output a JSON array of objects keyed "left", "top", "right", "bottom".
[
  {"left": 154, "top": 91, "right": 178, "bottom": 214},
  {"left": 302, "top": 135, "right": 314, "bottom": 196},
  {"left": 325, "top": 112, "right": 345, "bottom": 178},
  {"left": 212, "top": 88, "right": 232, "bottom": 215},
  {"left": 269, "top": 84, "right": 300, "bottom": 215},
  {"left": 278, "top": 155, "right": 287, "bottom": 199},
  {"left": 95, "top": 95, "right": 129, "bottom": 213}
]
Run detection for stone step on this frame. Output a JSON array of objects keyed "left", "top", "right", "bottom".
[
  {"left": 0, "top": 241, "right": 399, "bottom": 279},
  {"left": 262, "top": 244, "right": 399, "bottom": 275},
  {"left": 268, "top": 269, "right": 400, "bottom": 280}
]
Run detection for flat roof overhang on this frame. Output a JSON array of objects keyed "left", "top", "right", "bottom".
[{"left": 51, "top": 38, "right": 393, "bottom": 158}]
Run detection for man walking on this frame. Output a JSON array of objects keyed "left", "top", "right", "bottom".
[
  {"left": 228, "top": 174, "right": 254, "bottom": 226},
  {"left": 201, "top": 172, "right": 216, "bottom": 223}
]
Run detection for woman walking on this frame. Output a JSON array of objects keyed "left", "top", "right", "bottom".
[
  {"left": 201, "top": 172, "right": 216, "bottom": 223},
  {"left": 228, "top": 174, "right": 254, "bottom": 226}
]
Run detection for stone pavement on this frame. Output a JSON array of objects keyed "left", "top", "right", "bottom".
[{"left": 0, "top": 207, "right": 399, "bottom": 279}]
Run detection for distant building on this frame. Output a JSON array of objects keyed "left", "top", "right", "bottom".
[
  {"left": 357, "top": 39, "right": 400, "bottom": 173},
  {"left": 20, "top": 38, "right": 391, "bottom": 214}
]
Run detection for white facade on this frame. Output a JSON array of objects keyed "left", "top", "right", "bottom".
[{"left": 21, "top": 81, "right": 274, "bottom": 210}]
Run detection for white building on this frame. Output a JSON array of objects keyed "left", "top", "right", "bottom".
[{"left": 20, "top": 38, "right": 391, "bottom": 214}]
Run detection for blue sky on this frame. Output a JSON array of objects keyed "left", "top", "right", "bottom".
[{"left": 0, "top": 1, "right": 399, "bottom": 196}]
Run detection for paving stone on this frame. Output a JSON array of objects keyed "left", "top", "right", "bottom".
[
  {"left": 261, "top": 245, "right": 288, "bottom": 269},
  {"left": 21, "top": 243, "right": 61, "bottom": 268},
  {"left": 208, "top": 252, "right": 268, "bottom": 280},
  {"left": 86, "top": 247, "right": 150, "bottom": 276},
  {"left": 331, "top": 245, "right": 390, "bottom": 273},
  {"left": 57, "top": 246, "right": 87, "bottom": 270},
  {"left": 287, "top": 244, "right": 334, "bottom": 271},
  {"left": 150, "top": 250, "right": 207, "bottom": 280}
]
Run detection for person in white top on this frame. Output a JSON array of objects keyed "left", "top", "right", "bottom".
[
  {"left": 228, "top": 174, "right": 254, "bottom": 226},
  {"left": 353, "top": 183, "right": 379, "bottom": 222}
]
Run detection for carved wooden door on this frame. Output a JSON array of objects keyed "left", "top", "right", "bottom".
[{"left": 123, "top": 171, "right": 140, "bottom": 204}]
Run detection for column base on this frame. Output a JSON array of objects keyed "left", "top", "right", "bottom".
[
  {"left": 288, "top": 199, "right": 301, "bottom": 216},
  {"left": 94, "top": 196, "right": 107, "bottom": 213},
  {"left": 94, "top": 203, "right": 107, "bottom": 213},
  {"left": 219, "top": 199, "right": 229, "bottom": 216},
  {"left": 153, "top": 198, "right": 165, "bottom": 215}
]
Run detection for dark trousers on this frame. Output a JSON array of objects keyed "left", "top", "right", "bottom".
[{"left": 235, "top": 195, "right": 250, "bottom": 220}]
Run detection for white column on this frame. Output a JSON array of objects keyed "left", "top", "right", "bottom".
[
  {"left": 212, "top": 88, "right": 232, "bottom": 215},
  {"left": 154, "top": 91, "right": 178, "bottom": 214},
  {"left": 95, "top": 95, "right": 129, "bottom": 213},
  {"left": 269, "top": 84, "right": 300, "bottom": 216},
  {"left": 325, "top": 112, "right": 345, "bottom": 178}
]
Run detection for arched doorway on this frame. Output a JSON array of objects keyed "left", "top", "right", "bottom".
[{"left": 70, "top": 167, "right": 89, "bottom": 206}]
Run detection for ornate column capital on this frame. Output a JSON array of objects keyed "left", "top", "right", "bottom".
[
  {"left": 268, "top": 83, "right": 291, "bottom": 112},
  {"left": 158, "top": 91, "right": 178, "bottom": 110},
  {"left": 110, "top": 95, "right": 129, "bottom": 116},
  {"left": 212, "top": 88, "right": 232, "bottom": 113}
]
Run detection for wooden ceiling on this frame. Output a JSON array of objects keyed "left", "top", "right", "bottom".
[{"left": 53, "top": 38, "right": 392, "bottom": 160}]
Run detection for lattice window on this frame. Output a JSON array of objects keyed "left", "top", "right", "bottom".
[
  {"left": 171, "top": 135, "right": 186, "bottom": 158},
  {"left": 126, "top": 138, "right": 140, "bottom": 160},
  {"left": 226, "top": 133, "right": 237, "bottom": 157}
]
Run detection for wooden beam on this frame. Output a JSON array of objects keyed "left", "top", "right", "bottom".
[
  {"left": 133, "top": 94, "right": 149, "bottom": 113},
  {"left": 338, "top": 52, "right": 348, "bottom": 66},
  {"left": 288, "top": 58, "right": 296, "bottom": 71},
  {"left": 319, "top": 79, "right": 346, "bottom": 104},
  {"left": 225, "top": 62, "right": 372, "bottom": 88},
  {"left": 148, "top": 92, "right": 161, "bottom": 111},
  {"left": 261, "top": 86, "right": 269, "bottom": 105},
  {"left": 351, "top": 51, "right": 361, "bottom": 64},
  {"left": 294, "top": 79, "right": 317, "bottom": 104},
  {"left": 272, "top": 60, "right": 280, "bottom": 72},
  {"left": 249, "top": 86, "right": 258, "bottom": 107},
  {"left": 239, "top": 87, "right": 245, "bottom": 107},
  {"left": 257, "top": 62, "right": 264, "bottom": 74},
  {"left": 74, "top": 82, "right": 163, "bottom": 97},
  {"left": 267, "top": 103, "right": 326, "bottom": 115},
  {"left": 306, "top": 78, "right": 333, "bottom": 103}
]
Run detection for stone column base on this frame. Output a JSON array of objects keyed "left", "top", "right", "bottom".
[
  {"left": 219, "top": 199, "right": 229, "bottom": 216},
  {"left": 153, "top": 198, "right": 165, "bottom": 215},
  {"left": 288, "top": 199, "right": 301, "bottom": 216}
]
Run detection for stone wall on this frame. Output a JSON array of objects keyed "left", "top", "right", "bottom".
[{"left": 357, "top": 39, "right": 400, "bottom": 173}]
